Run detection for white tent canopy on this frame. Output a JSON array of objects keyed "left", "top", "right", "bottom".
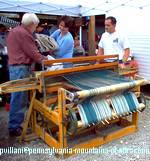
[{"left": 0, "top": 0, "right": 150, "bottom": 16}]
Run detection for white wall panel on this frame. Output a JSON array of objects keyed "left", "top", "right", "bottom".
[{"left": 129, "top": 35, "right": 150, "bottom": 82}]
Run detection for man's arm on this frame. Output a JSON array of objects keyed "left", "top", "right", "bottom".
[
  {"left": 97, "top": 47, "right": 104, "bottom": 56},
  {"left": 122, "top": 48, "right": 130, "bottom": 63},
  {"left": 119, "top": 48, "right": 130, "bottom": 69},
  {"left": 22, "top": 34, "right": 47, "bottom": 63},
  {"left": 96, "top": 47, "right": 104, "bottom": 63}
]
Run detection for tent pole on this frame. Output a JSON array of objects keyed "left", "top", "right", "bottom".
[
  {"left": 79, "top": 26, "right": 82, "bottom": 46},
  {"left": 88, "top": 16, "right": 95, "bottom": 55}
]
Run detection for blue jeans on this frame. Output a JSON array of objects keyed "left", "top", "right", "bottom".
[{"left": 9, "top": 65, "right": 31, "bottom": 130}]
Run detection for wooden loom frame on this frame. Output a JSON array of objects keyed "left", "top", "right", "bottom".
[
  {"left": 0, "top": 55, "right": 142, "bottom": 157},
  {"left": 22, "top": 87, "right": 140, "bottom": 157},
  {"left": 21, "top": 55, "right": 142, "bottom": 157}
]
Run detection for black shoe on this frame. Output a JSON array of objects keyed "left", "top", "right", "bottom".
[{"left": 9, "top": 127, "right": 22, "bottom": 137}]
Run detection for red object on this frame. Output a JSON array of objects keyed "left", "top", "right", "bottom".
[
  {"left": 5, "top": 103, "right": 10, "bottom": 112},
  {"left": 129, "top": 60, "right": 138, "bottom": 68}
]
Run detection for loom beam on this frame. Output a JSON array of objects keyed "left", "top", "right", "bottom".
[{"left": 69, "top": 79, "right": 148, "bottom": 101}]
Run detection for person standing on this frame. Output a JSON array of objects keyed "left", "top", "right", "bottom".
[
  {"left": 50, "top": 15, "right": 74, "bottom": 68},
  {"left": 36, "top": 23, "right": 50, "bottom": 36},
  {"left": 73, "top": 35, "right": 85, "bottom": 57},
  {"left": 6, "top": 13, "right": 47, "bottom": 136},
  {"left": 97, "top": 16, "right": 130, "bottom": 67}
]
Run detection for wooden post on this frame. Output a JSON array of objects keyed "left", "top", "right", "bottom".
[
  {"left": 19, "top": 90, "right": 36, "bottom": 142},
  {"left": 132, "top": 112, "right": 139, "bottom": 129},
  {"left": 88, "top": 16, "right": 95, "bottom": 55},
  {"left": 58, "top": 88, "right": 67, "bottom": 149}
]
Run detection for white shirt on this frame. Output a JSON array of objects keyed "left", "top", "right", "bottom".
[{"left": 98, "top": 31, "right": 130, "bottom": 60}]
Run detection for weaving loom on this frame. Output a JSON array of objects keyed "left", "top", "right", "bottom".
[{"left": 0, "top": 55, "right": 148, "bottom": 157}]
